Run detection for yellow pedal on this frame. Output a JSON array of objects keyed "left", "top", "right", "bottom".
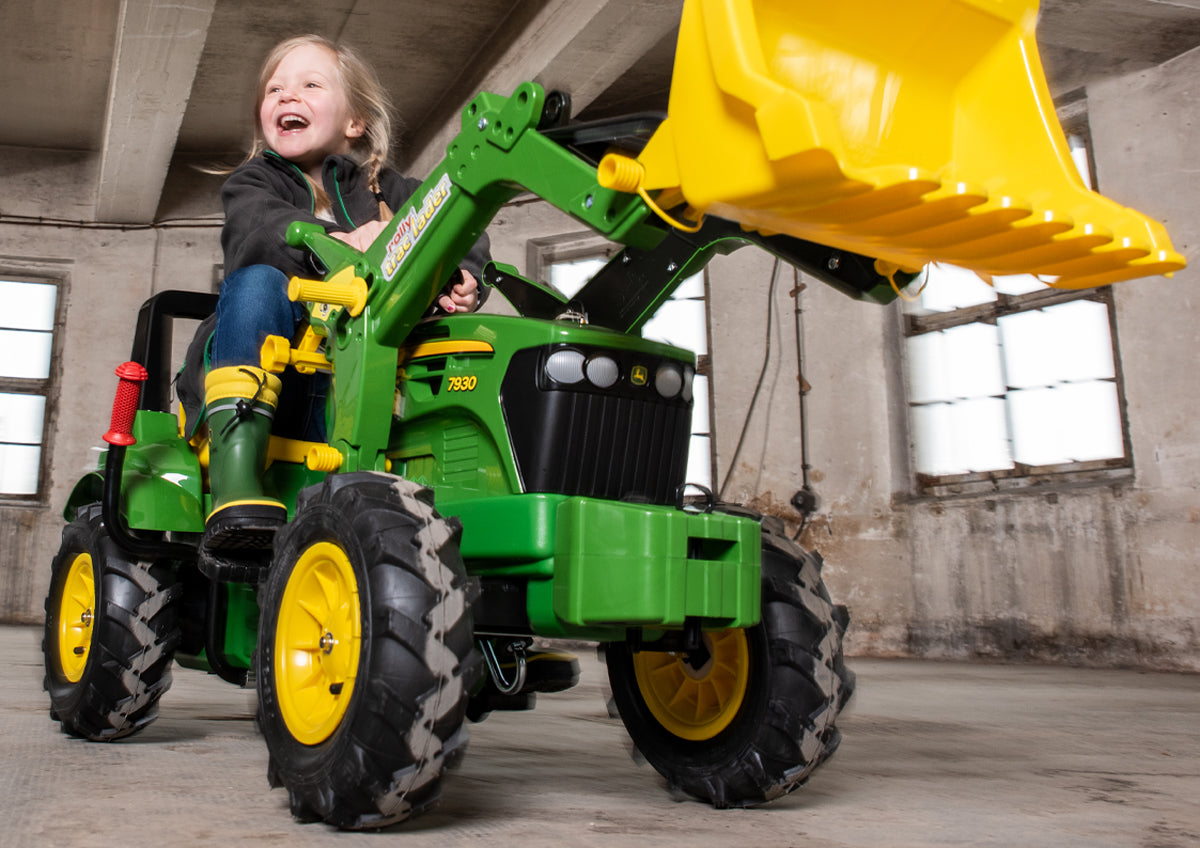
[
  {"left": 260, "top": 335, "right": 291, "bottom": 373},
  {"left": 259, "top": 334, "right": 332, "bottom": 375}
]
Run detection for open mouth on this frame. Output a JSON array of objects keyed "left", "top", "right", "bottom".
[{"left": 278, "top": 114, "right": 309, "bottom": 133}]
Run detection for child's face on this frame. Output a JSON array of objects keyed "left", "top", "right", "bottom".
[{"left": 260, "top": 43, "right": 364, "bottom": 179}]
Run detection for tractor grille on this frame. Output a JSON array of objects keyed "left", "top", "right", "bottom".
[{"left": 501, "top": 346, "right": 693, "bottom": 505}]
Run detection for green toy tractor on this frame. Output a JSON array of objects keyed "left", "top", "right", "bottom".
[
  {"left": 43, "top": 95, "right": 859, "bottom": 828},
  {"left": 41, "top": 0, "right": 1183, "bottom": 831}
]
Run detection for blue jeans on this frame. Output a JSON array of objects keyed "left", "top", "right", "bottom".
[
  {"left": 212, "top": 265, "right": 299, "bottom": 366},
  {"left": 212, "top": 265, "right": 328, "bottom": 441}
]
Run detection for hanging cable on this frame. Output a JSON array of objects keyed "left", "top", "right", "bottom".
[
  {"left": 790, "top": 267, "right": 817, "bottom": 539},
  {"left": 718, "top": 257, "right": 781, "bottom": 499}
]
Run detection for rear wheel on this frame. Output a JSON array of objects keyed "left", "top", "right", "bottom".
[
  {"left": 43, "top": 505, "right": 181, "bottom": 740},
  {"left": 605, "top": 528, "right": 854, "bottom": 807},
  {"left": 257, "top": 473, "right": 481, "bottom": 830}
]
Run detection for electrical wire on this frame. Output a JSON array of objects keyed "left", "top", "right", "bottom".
[
  {"left": 0, "top": 213, "right": 222, "bottom": 230},
  {"left": 718, "top": 257, "right": 780, "bottom": 499}
]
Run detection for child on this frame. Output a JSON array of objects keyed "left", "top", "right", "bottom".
[{"left": 200, "top": 34, "right": 490, "bottom": 565}]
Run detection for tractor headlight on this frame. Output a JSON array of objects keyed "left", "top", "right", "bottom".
[
  {"left": 681, "top": 365, "right": 695, "bottom": 403},
  {"left": 545, "top": 349, "right": 585, "bottom": 384},
  {"left": 655, "top": 363, "right": 684, "bottom": 399},
  {"left": 585, "top": 355, "right": 619, "bottom": 389}
]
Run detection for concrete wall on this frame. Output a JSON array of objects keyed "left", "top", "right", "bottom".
[{"left": 2, "top": 50, "right": 1197, "bottom": 669}]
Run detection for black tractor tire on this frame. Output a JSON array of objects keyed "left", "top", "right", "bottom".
[
  {"left": 605, "top": 527, "right": 855, "bottom": 807},
  {"left": 257, "top": 473, "right": 482, "bottom": 830},
  {"left": 42, "top": 504, "right": 181, "bottom": 740}
]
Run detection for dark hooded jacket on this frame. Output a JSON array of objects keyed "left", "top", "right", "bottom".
[{"left": 220, "top": 151, "right": 491, "bottom": 290}]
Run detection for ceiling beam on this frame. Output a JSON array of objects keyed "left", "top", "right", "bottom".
[
  {"left": 94, "top": 0, "right": 215, "bottom": 224},
  {"left": 403, "top": 0, "right": 682, "bottom": 177}
]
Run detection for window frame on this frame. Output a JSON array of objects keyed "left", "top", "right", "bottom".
[{"left": 0, "top": 265, "right": 68, "bottom": 504}]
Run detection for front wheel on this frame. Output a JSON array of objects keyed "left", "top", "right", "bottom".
[
  {"left": 605, "top": 528, "right": 855, "bottom": 807},
  {"left": 257, "top": 473, "right": 482, "bottom": 830},
  {"left": 42, "top": 505, "right": 181, "bottom": 740}
]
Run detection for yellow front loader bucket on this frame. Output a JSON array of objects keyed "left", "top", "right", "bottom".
[{"left": 615, "top": 0, "right": 1184, "bottom": 288}]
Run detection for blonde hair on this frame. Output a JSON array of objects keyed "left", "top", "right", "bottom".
[{"left": 248, "top": 35, "right": 395, "bottom": 214}]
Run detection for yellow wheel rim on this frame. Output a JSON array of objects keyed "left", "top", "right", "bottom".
[
  {"left": 58, "top": 553, "right": 96, "bottom": 683},
  {"left": 275, "top": 541, "right": 361, "bottom": 745},
  {"left": 632, "top": 629, "right": 751, "bottom": 741}
]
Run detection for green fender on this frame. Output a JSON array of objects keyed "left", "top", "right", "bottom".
[
  {"left": 120, "top": 411, "right": 206, "bottom": 532},
  {"left": 62, "top": 411, "right": 206, "bottom": 532}
]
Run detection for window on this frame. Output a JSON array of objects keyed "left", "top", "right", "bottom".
[
  {"left": 0, "top": 277, "right": 61, "bottom": 498},
  {"left": 902, "top": 117, "right": 1130, "bottom": 492},
  {"left": 904, "top": 269, "right": 1127, "bottom": 482},
  {"left": 544, "top": 251, "right": 713, "bottom": 491}
]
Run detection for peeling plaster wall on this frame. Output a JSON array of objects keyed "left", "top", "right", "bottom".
[
  {"left": 1084, "top": 44, "right": 1200, "bottom": 668},
  {"left": 901, "top": 487, "right": 1200, "bottom": 667}
]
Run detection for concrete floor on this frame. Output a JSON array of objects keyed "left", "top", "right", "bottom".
[{"left": 3, "top": 624, "right": 1198, "bottom": 848}]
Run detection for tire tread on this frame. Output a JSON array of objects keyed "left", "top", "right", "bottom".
[
  {"left": 43, "top": 510, "right": 180, "bottom": 741},
  {"left": 258, "top": 473, "right": 480, "bottom": 830},
  {"left": 606, "top": 524, "right": 854, "bottom": 808}
]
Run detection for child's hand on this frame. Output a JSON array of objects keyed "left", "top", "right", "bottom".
[
  {"left": 330, "top": 219, "right": 388, "bottom": 252},
  {"left": 437, "top": 271, "right": 479, "bottom": 313}
]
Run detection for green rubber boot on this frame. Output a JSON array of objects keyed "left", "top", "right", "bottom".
[{"left": 198, "top": 366, "right": 286, "bottom": 579}]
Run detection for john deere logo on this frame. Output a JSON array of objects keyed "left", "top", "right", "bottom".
[{"left": 630, "top": 365, "right": 648, "bottom": 386}]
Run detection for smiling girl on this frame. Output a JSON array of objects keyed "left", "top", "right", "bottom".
[{"left": 199, "top": 35, "right": 490, "bottom": 568}]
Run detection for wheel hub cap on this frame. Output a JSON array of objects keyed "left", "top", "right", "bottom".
[
  {"left": 275, "top": 541, "right": 361, "bottom": 745},
  {"left": 58, "top": 553, "right": 95, "bottom": 683},
  {"left": 632, "top": 628, "right": 751, "bottom": 741}
]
